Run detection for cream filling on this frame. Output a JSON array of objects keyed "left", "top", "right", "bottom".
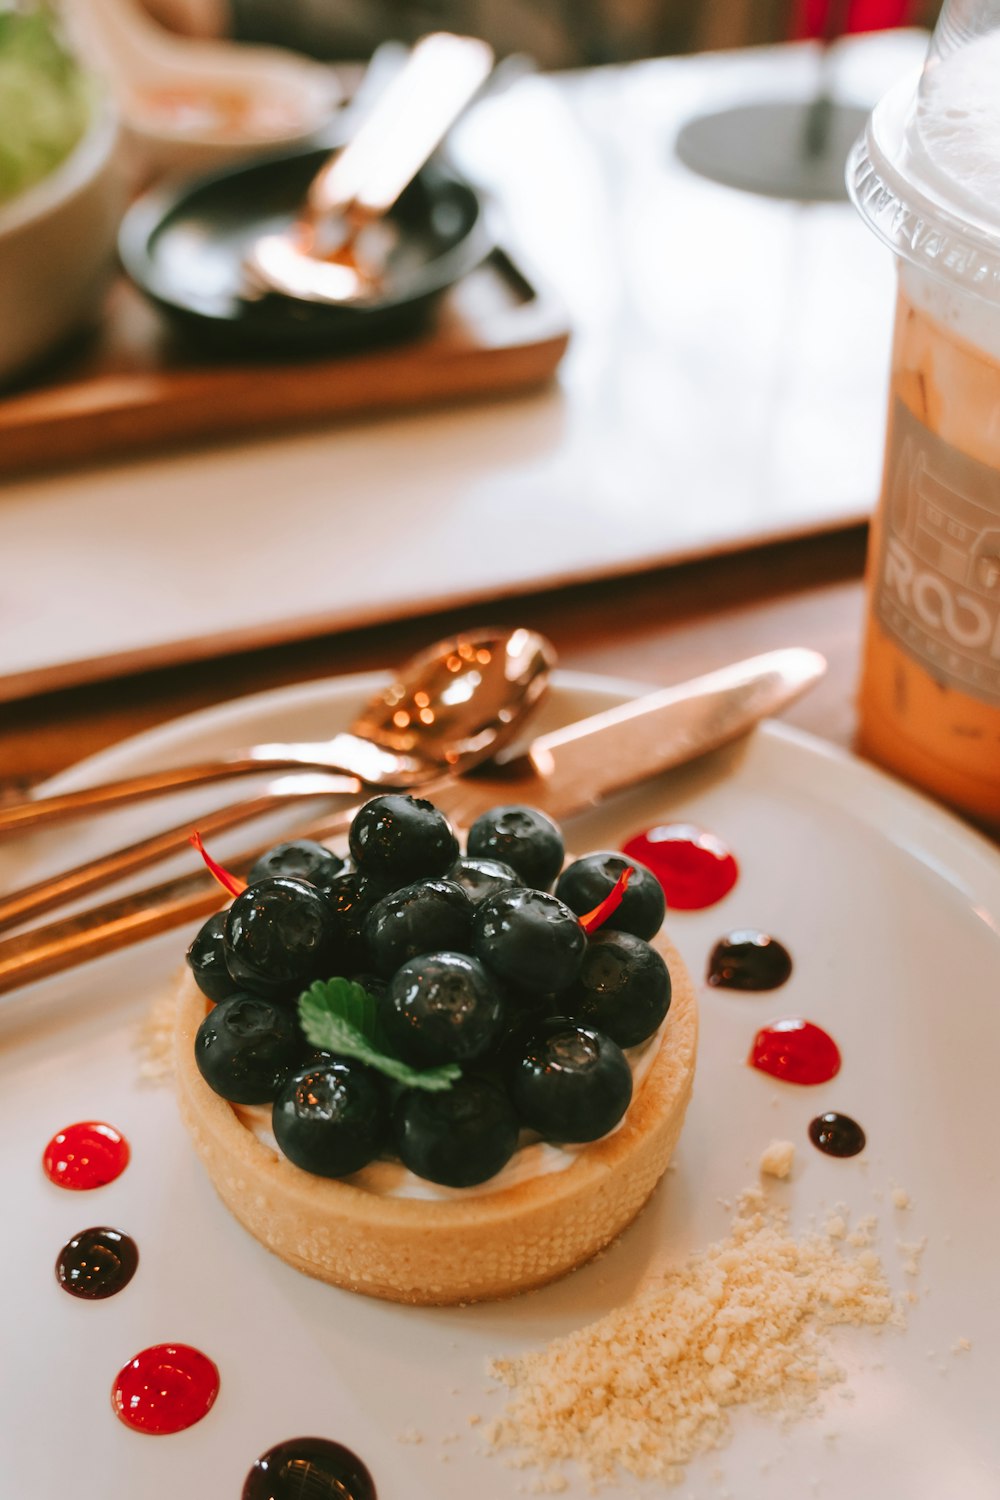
[{"left": 233, "top": 1021, "right": 666, "bottom": 1201}]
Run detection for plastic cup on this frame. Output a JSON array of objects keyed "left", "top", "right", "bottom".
[{"left": 848, "top": 1, "right": 1000, "bottom": 829}]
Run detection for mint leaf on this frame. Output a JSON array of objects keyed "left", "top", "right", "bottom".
[{"left": 298, "top": 978, "right": 459, "bottom": 1093}]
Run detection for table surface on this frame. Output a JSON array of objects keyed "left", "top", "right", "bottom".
[
  {"left": 2, "top": 524, "right": 868, "bottom": 789},
  {"left": 0, "top": 32, "right": 928, "bottom": 700},
  {"left": 3, "top": 33, "right": 984, "bottom": 847}
]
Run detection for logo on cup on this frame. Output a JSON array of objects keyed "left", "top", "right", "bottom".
[{"left": 874, "top": 400, "right": 1000, "bottom": 707}]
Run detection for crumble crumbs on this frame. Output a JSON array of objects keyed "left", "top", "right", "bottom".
[
  {"left": 484, "top": 1188, "right": 900, "bottom": 1486},
  {"left": 759, "top": 1140, "right": 795, "bottom": 1179},
  {"left": 137, "top": 984, "right": 179, "bottom": 1081}
]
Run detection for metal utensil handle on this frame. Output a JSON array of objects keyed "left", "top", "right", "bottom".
[
  {"left": 306, "top": 32, "right": 494, "bottom": 224},
  {"left": 0, "top": 767, "right": 462, "bottom": 994},
  {"left": 0, "top": 650, "right": 825, "bottom": 996},
  {"left": 0, "top": 755, "right": 363, "bottom": 838},
  {"left": 0, "top": 772, "right": 356, "bottom": 933},
  {"left": 0, "top": 802, "right": 360, "bottom": 993}
]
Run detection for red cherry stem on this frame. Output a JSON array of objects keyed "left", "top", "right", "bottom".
[
  {"left": 578, "top": 866, "right": 632, "bottom": 934},
  {"left": 189, "top": 831, "right": 247, "bottom": 898}
]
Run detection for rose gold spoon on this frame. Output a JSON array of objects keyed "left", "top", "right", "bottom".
[
  {"left": 243, "top": 32, "right": 494, "bottom": 305},
  {"left": 0, "top": 627, "right": 554, "bottom": 840}
]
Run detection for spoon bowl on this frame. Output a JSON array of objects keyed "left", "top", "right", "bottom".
[
  {"left": 351, "top": 626, "right": 552, "bottom": 767},
  {"left": 242, "top": 32, "right": 494, "bottom": 307},
  {"left": 0, "top": 628, "right": 555, "bottom": 839}
]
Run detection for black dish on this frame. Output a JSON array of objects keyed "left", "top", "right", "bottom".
[{"left": 118, "top": 143, "right": 493, "bottom": 355}]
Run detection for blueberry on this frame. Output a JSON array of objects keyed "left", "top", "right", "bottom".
[
  {"left": 224, "top": 877, "right": 337, "bottom": 1000},
  {"left": 324, "top": 869, "right": 390, "bottom": 973},
  {"left": 555, "top": 853, "right": 666, "bottom": 940},
  {"left": 186, "top": 911, "right": 240, "bottom": 1003},
  {"left": 248, "top": 839, "right": 346, "bottom": 893},
  {"left": 349, "top": 794, "right": 459, "bottom": 883},
  {"left": 467, "top": 806, "right": 564, "bottom": 890},
  {"left": 449, "top": 856, "right": 522, "bottom": 907},
  {"left": 194, "top": 994, "right": 305, "bottom": 1104},
  {"left": 393, "top": 1076, "right": 520, "bottom": 1187},
  {"left": 272, "top": 1059, "right": 389, "bottom": 1178},
  {"left": 564, "top": 931, "right": 671, "bottom": 1047},
  {"left": 352, "top": 971, "right": 388, "bottom": 1000},
  {"left": 509, "top": 1022, "right": 632, "bottom": 1142},
  {"left": 363, "top": 878, "right": 473, "bottom": 979},
  {"left": 381, "top": 952, "right": 505, "bottom": 1067},
  {"left": 473, "top": 887, "right": 585, "bottom": 994}
]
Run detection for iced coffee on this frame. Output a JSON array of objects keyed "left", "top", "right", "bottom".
[{"left": 849, "top": 13, "right": 1000, "bottom": 827}]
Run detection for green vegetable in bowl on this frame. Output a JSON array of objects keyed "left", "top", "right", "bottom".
[{"left": 0, "top": 3, "right": 91, "bottom": 206}]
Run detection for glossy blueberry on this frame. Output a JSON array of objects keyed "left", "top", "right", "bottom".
[
  {"left": 466, "top": 806, "right": 564, "bottom": 890},
  {"left": 555, "top": 852, "right": 666, "bottom": 940},
  {"left": 564, "top": 931, "right": 671, "bottom": 1047},
  {"left": 186, "top": 910, "right": 240, "bottom": 1003},
  {"left": 381, "top": 951, "right": 505, "bottom": 1067},
  {"left": 509, "top": 1022, "right": 632, "bottom": 1142},
  {"left": 324, "top": 869, "right": 390, "bottom": 973},
  {"left": 272, "top": 1059, "right": 389, "bottom": 1178},
  {"left": 473, "top": 887, "right": 585, "bottom": 994},
  {"left": 393, "top": 1076, "right": 520, "bottom": 1187},
  {"left": 352, "top": 971, "right": 388, "bottom": 1000},
  {"left": 349, "top": 794, "right": 459, "bottom": 883},
  {"left": 248, "top": 839, "right": 346, "bottom": 893},
  {"left": 363, "top": 878, "right": 473, "bottom": 979},
  {"left": 449, "top": 855, "right": 523, "bottom": 907},
  {"left": 224, "top": 876, "right": 337, "bottom": 1000},
  {"left": 194, "top": 993, "right": 305, "bottom": 1104}
]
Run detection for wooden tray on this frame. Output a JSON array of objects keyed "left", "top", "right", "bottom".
[{"left": 0, "top": 247, "right": 569, "bottom": 477}]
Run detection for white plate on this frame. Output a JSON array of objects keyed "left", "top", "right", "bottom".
[{"left": 1, "top": 670, "right": 998, "bottom": 1499}]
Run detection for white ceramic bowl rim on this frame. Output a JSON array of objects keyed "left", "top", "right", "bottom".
[
  {"left": 0, "top": 89, "right": 118, "bottom": 239},
  {"left": 122, "top": 57, "right": 340, "bottom": 150}
]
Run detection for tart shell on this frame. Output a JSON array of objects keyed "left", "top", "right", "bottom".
[{"left": 174, "top": 929, "right": 698, "bottom": 1305}]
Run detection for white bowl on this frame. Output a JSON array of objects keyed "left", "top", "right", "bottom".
[
  {"left": 0, "top": 94, "right": 124, "bottom": 389},
  {"left": 116, "top": 50, "right": 342, "bottom": 179}
]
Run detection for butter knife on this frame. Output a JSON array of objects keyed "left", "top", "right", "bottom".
[{"left": 0, "top": 647, "right": 825, "bottom": 995}]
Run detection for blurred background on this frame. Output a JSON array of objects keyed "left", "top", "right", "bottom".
[
  {"left": 0, "top": 0, "right": 941, "bottom": 729},
  {"left": 144, "top": 0, "right": 944, "bottom": 65}
]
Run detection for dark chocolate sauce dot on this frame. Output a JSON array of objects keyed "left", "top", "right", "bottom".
[
  {"left": 111, "top": 1343, "right": 219, "bottom": 1434},
  {"left": 749, "top": 1018, "right": 841, "bottom": 1085},
  {"left": 621, "top": 823, "right": 738, "bottom": 909},
  {"left": 809, "top": 1111, "right": 866, "bottom": 1158},
  {"left": 56, "top": 1226, "right": 138, "bottom": 1299},
  {"left": 243, "top": 1437, "right": 377, "bottom": 1500},
  {"left": 42, "top": 1120, "right": 130, "bottom": 1190},
  {"left": 707, "top": 930, "right": 793, "bottom": 990}
]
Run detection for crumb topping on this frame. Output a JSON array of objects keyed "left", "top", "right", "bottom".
[
  {"left": 137, "top": 984, "right": 180, "bottom": 1082},
  {"left": 759, "top": 1139, "right": 795, "bottom": 1179},
  {"left": 484, "top": 1189, "right": 900, "bottom": 1485}
]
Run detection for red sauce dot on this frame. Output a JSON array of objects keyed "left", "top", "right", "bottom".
[
  {"left": 42, "top": 1121, "right": 130, "bottom": 1190},
  {"left": 621, "top": 824, "right": 738, "bottom": 909},
  {"left": 749, "top": 1018, "right": 842, "bottom": 1085},
  {"left": 112, "top": 1344, "right": 219, "bottom": 1435}
]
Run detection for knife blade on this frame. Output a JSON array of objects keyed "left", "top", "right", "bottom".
[
  {"left": 431, "top": 646, "right": 826, "bottom": 827},
  {"left": 0, "top": 647, "right": 824, "bottom": 995}
]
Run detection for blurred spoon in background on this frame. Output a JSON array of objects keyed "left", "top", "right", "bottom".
[{"left": 242, "top": 31, "right": 494, "bottom": 306}]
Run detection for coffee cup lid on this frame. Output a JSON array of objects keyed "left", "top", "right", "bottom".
[{"left": 849, "top": 12, "right": 1000, "bottom": 306}]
